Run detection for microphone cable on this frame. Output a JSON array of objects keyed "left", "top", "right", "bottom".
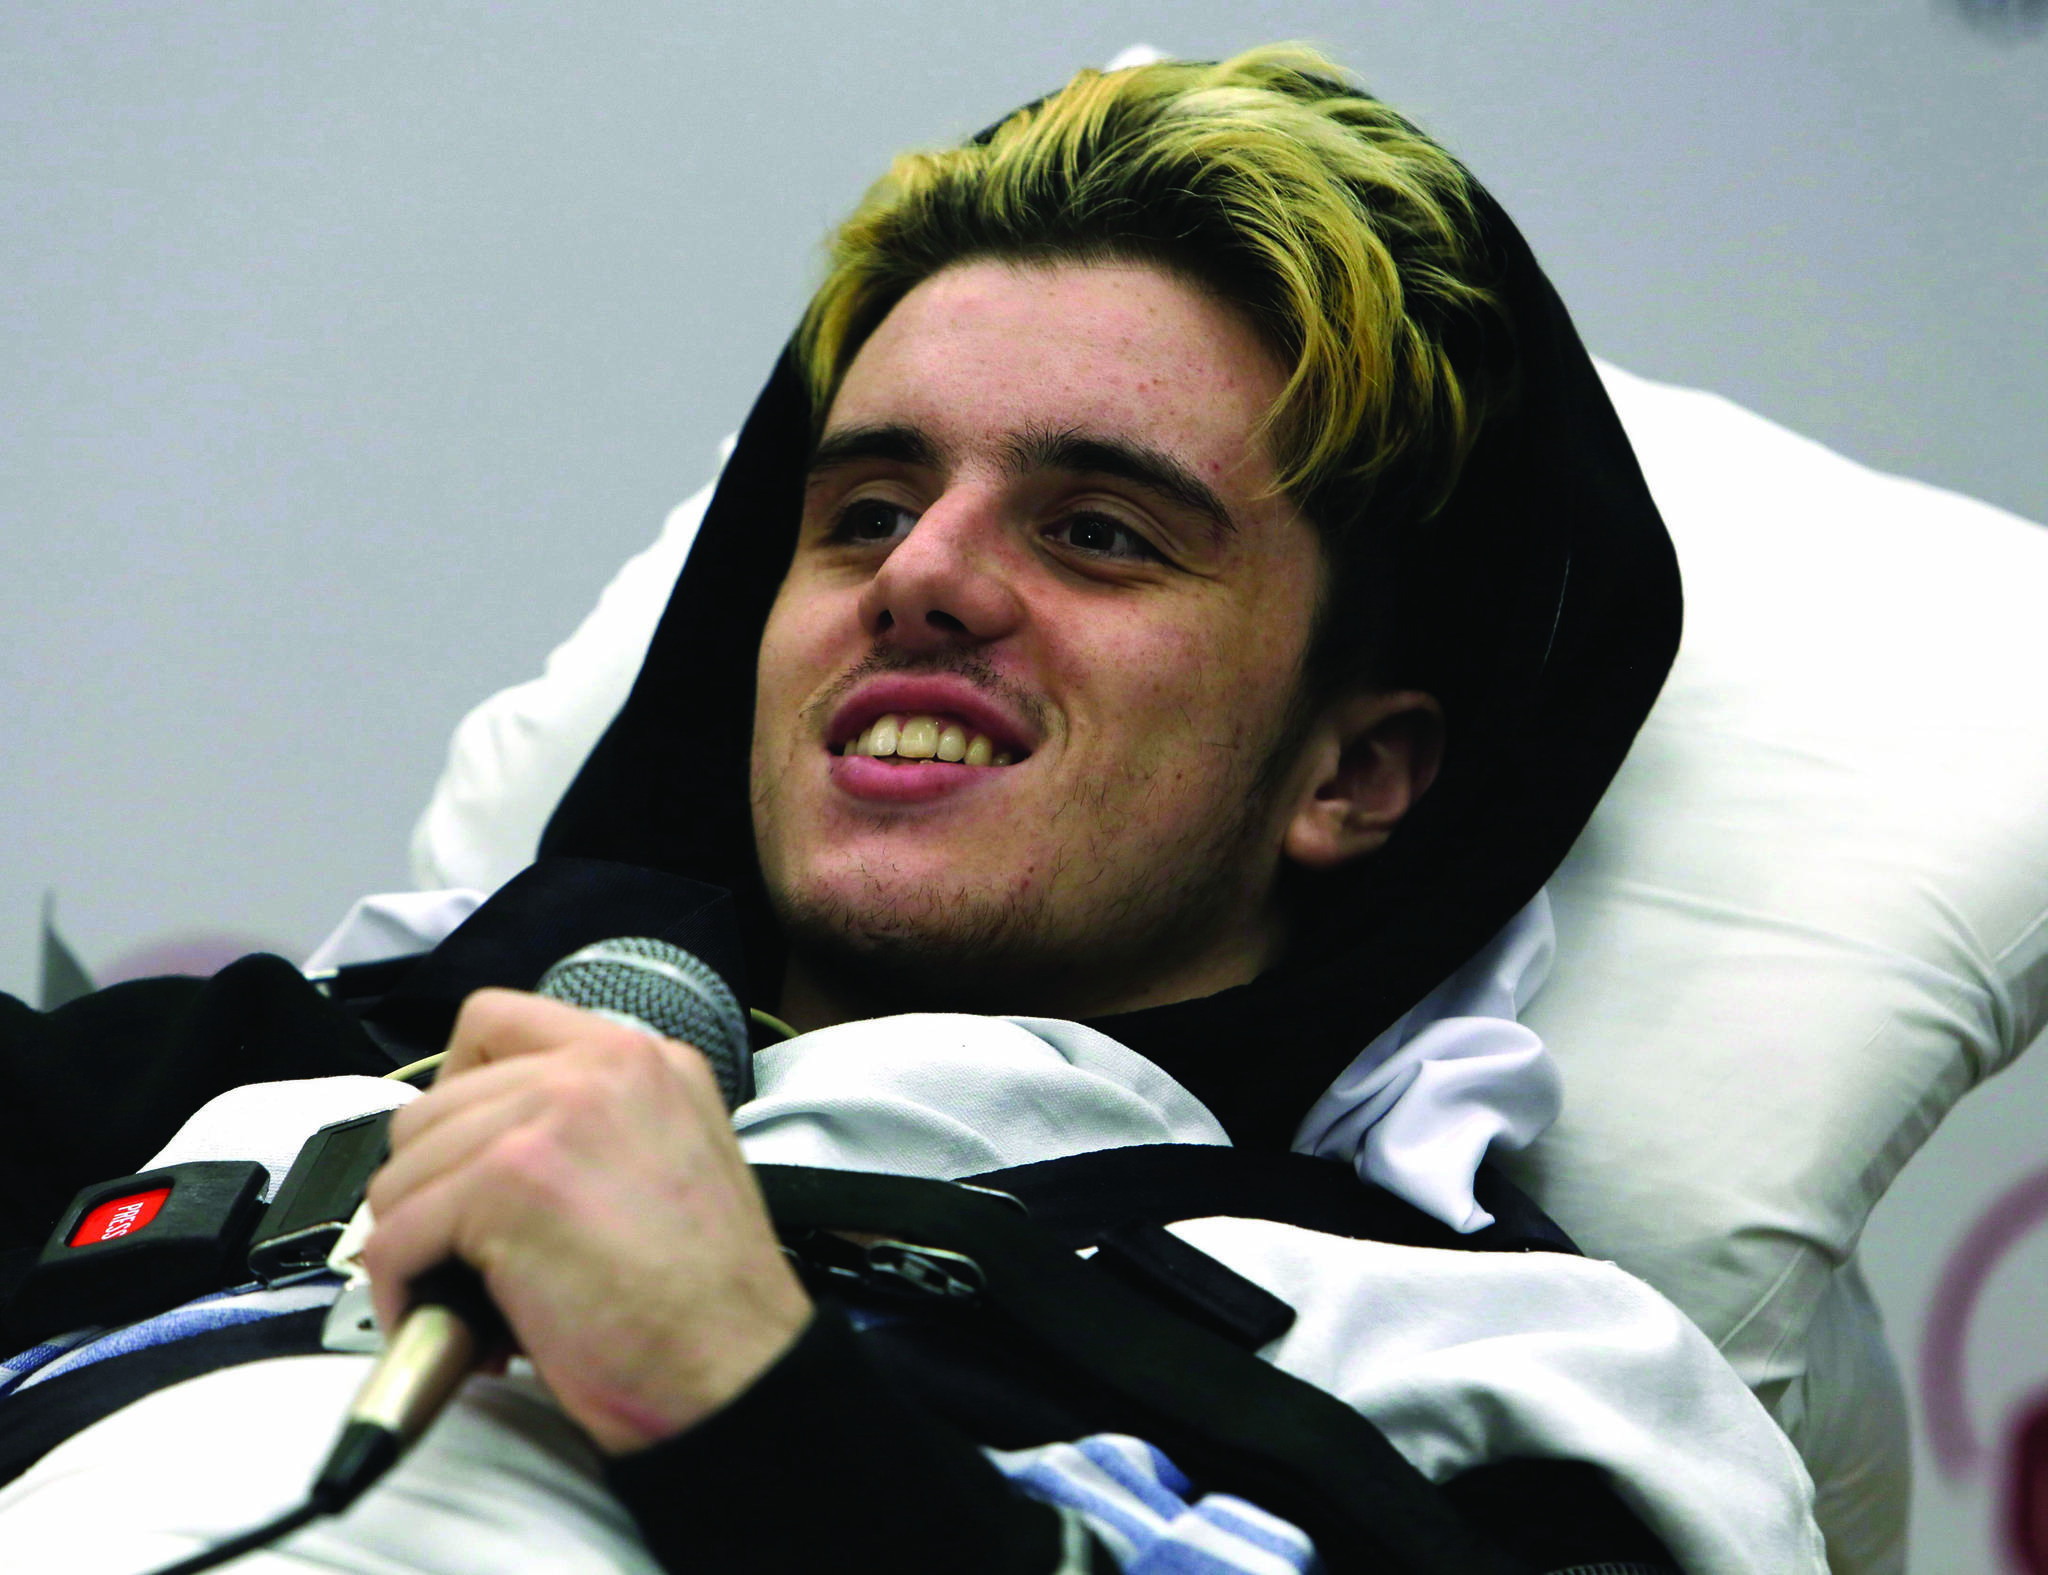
[
  {"left": 130, "top": 1502, "right": 325, "bottom": 1575},
  {"left": 125, "top": 937, "right": 757, "bottom": 1575}
]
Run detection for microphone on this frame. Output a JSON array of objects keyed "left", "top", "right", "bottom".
[
  {"left": 312, "top": 937, "right": 755, "bottom": 1516},
  {"left": 535, "top": 936, "right": 756, "bottom": 1112}
]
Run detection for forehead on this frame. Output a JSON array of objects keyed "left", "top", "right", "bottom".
[{"left": 827, "top": 258, "right": 1289, "bottom": 503}]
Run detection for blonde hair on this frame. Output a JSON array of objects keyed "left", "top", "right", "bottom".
[{"left": 795, "top": 44, "right": 1509, "bottom": 531}]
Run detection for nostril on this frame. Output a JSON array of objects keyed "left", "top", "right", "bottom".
[
  {"left": 926, "top": 610, "right": 967, "bottom": 633},
  {"left": 875, "top": 610, "right": 895, "bottom": 632}
]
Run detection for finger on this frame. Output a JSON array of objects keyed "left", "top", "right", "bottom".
[
  {"left": 382, "top": 1033, "right": 737, "bottom": 1242},
  {"left": 362, "top": 1115, "right": 576, "bottom": 1339},
  {"left": 441, "top": 988, "right": 674, "bottom": 1081},
  {"left": 387, "top": 1046, "right": 569, "bottom": 1151},
  {"left": 641, "top": 1032, "right": 744, "bottom": 1129},
  {"left": 370, "top": 1072, "right": 557, "bottom": 1219},
  {"left": 390, "top": 1030, "right": 732, "bottom": 1207},
  {"left": 361, "top": 1163, "right": 476, "bottom": 1338}
]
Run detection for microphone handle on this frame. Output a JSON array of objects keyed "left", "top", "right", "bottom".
[
  {"left": 317, "top": 1262, "right": 509, "bottom": 1511},
  {"left": 402, "top": 1259, "right": 511, "bottom": 1352}
]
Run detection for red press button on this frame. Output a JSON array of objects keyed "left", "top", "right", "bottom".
[{"left": 70, "top": 1186, "right": 173, "bottom": 1247}]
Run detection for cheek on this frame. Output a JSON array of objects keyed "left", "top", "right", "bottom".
[
  {"left": 1064, "top": 610, "right": 1286, "bottom": 778},
  {"left": 755, "top": 582, "right": 840, "bottom": 729},
  {"left": 1076, "top": 596, "right": 1309, "bottom": 752},
  {"left": 752, "top": 605, "right": 797, "bottom": 731},
  {"left": 750, "top": 600, "right": 826, "bottom": 805},
  {"left": 749, "top": 639, "right": 790, "bottom": 777}
]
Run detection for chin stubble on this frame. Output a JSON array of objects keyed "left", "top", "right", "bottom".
[{"left": 766, "top": 739, "right": 1294, "bottom": 1019}]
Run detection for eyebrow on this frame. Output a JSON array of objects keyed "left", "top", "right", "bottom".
[
  {"left": 808, "top": 420, "right": 1241, "bottom": 545},
  {"left": 807, "top": 423, "right": 943, "bottom": 478},
  {"left": 1005, "top": 424, "right": 1239, "bottom": 543}
]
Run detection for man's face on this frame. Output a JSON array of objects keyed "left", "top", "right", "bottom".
[{"left": 750, "top": 258, "right": 1329, "bottom": 1020}]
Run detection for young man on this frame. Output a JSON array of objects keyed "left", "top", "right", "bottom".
[{"left": 0, "top": 48, "right": 1824, "bottom": 1573}]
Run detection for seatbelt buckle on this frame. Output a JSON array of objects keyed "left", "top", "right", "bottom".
[
  {"left": 246, "top": 1110, "right": 392, "bottom": 1286},
  {"left": 5, "top": 1160, "right": 269, "bottom": 1345},
  {"left": 782, "top": 1228, "right": 987, "bottom": 1304}
]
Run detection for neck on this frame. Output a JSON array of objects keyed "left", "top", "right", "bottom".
[{"left": 774, "top": 919, "right": 1287, "bottom": 1034}]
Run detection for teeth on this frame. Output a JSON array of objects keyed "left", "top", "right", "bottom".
[{"left": 843, "top": 713, "right": 1016, "bottom": 766}]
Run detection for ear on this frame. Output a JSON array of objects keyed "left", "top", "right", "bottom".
[{"left": 1280, "top": 688, "right": 1444, "bottom": 872}]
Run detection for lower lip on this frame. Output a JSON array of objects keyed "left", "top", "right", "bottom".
[{"left": 828, "top": 753, "right": 1014, "bottom": 804}]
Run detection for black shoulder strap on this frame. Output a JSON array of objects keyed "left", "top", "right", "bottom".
[
  {"left": 758, "top": 1163, "right": 1536, "bottom": 1575},
  {"left": 966, "top": 1144, "right": 1579, "bottom": 1255},
  {"left": 949, "top": 1148, "right": 1674, "bottom": 1571}
]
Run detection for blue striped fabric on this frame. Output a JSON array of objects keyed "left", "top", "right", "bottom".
[
  {"left": 0, "top": 1327, "right": 101, "bottom": 1399},
  {"left": 990, "top": 1434, "right": 1323, "bottom": 1574},
  {"left": 1, "top": 1278, "right": 341, "bottom": 1396}
]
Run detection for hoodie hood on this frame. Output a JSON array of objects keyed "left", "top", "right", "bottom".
[{"left": 540, "top": 103, "right": 1680, "bottom": 1151}]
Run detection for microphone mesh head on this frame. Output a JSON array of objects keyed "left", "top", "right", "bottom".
[{"left": 535, "top": 937, "right": 755, "bottom": 1111}]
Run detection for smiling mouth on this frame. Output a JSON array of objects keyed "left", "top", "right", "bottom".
[{"left": 835, "top": 713, "right": 1020, "bottom": 767}]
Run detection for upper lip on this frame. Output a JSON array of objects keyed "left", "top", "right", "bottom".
[{"left": 826, "top": 676, "right": 1040, "bottom": 758}]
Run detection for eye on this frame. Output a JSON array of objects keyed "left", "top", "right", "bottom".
[
  {"left": 1047, "top": 512, "right": 1163, "bottom": 563},
  {"left": 828, "top": 497, "right": 919, "bottom": 546}
]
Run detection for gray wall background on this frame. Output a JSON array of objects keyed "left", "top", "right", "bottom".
[{"left": 3, "top": 4, "right": 2043, "bottom": 1565}]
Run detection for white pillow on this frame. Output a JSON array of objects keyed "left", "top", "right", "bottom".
[
  {"left": 1512, "top": 364, "right": 2048, "bottom": 1350},
  {"left": 1498, "top": 364, "right": 2048, "bottom": 1572}
]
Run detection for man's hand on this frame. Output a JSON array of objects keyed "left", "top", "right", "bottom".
[{"left": 361, "top": 988, "right": 812, "bottom": 1455}]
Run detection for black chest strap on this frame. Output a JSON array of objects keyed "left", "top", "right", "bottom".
[
  {"left": 761, "top": 1161, "right": 1543, "bottom": 1575},
  {"left": 763, "top": 1154, "right": 1677, "bottom": 1575},
  {"left": 961, "top": 1146, "right": 1576, "bottom": 1355},
  {"left": 967, "top": 1143, "right": 1579, "bottom": 1255}
]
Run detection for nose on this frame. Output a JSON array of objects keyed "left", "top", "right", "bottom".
[{"left": 856, "top": 489, "right": 1025, "bottom": 649}]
